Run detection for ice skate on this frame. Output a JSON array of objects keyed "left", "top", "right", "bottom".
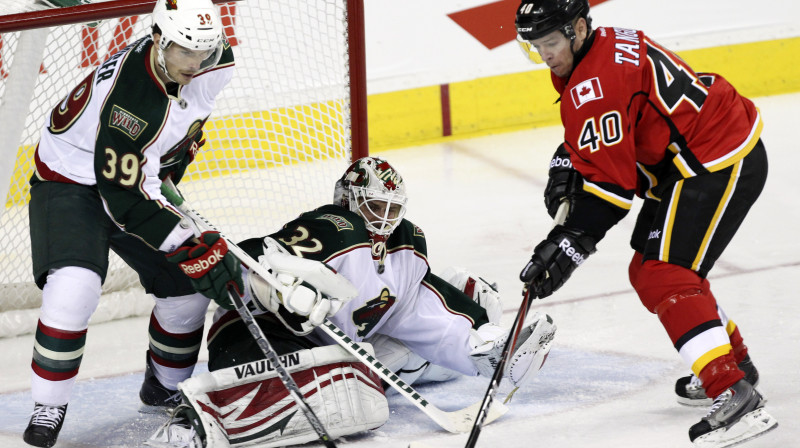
[
  {"left": 145, "top": 404, "right": 203, "bottom": 448},
  {"left": 676, "top": 354, "right": 759, "bottom": 407},
  {"left": 139, "top": 353, "right": 182, "bottom": 412},
  {"left": 23, "top": 403, "right": 67, "bottom": 448},
  {"left": 689, "top": 379, "right": 777, "bottom": 447}
]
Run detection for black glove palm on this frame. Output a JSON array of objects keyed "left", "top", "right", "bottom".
[{"left": 520, "top": 225, "right": 596, "bottom": 298}]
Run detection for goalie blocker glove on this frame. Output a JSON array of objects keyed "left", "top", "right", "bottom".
[
  {"left": 520, "top": 225, "right": 597, "bottom": 298},
  {"left": 166, "top": 231, "right": 244, "bottom": 309},
  {"left": 544, "top": 143, "right": 583, "bottom": 219},
  {"left": 247, "top": 237, "right": 357, "bottom": 335}
]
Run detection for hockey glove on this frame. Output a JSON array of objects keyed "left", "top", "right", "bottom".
[
  {"left": 519, "top": 225, "right": 596, "bottom": 298},
  {"left": 544, "top": 144, "right": 583, "bottom": 219},
  {"left": 248, "top": 237, "right": 357, "bottom": 335},
  {"left": 468, "top": 312, "right": 557, "bottom": 388},
  {"left": 166, "top": 231, "right": 244, "bottom": 309}
]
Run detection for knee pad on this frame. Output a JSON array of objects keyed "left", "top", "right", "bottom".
[
  {"left": 631, "top": 260, "right": 706, "bottom": 313},
  {"left": 40, "top": 266, "right": 102, "bottom": 330},
  {"left": 152, "top": 292, "right": 210, "bottom": 333}
]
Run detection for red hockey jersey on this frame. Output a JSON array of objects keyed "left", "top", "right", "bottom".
[{"left": 553, "top": 27, "right": 761, "bottom": 210}]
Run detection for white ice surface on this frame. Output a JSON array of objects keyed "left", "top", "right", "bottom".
[{"left": 0, "top": 92, "right": 797, "bottom": 448}]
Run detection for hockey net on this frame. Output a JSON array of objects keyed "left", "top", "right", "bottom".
[{"left": 0, "top": 0, "right": 367, "bottom": 338}]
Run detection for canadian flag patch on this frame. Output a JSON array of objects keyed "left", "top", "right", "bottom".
[{"left": 570, "top": 77, "right": 603, "bottom": 108}]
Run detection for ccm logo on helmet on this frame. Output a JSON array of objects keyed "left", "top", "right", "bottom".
[
  {"left": 558, "top": 238, "right": 586, "bottom": 265},
  {"left": 180, "top": 248, "right": 224, "bottom": 276}
]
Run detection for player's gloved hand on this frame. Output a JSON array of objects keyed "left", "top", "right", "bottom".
[
  {"left": 519, "top": 225, "right": 596, "bottom": 298},
  {"left": 440, "top": 266, "right": 503, "bottom": 325},
  {"left": 468, "top": 313, "right": 557, "bottom": 388},
  {"left": 544, "top": 144, "right": 583, "bottom": 219},
  {"left": 166, "top": 231, "right": 244, "bottom": 309},
  {"left": 248, "top": 237, "right": 358, "bottom": 335}
]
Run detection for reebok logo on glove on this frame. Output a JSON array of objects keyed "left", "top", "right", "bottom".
[
  {"left": 558, "top": 237, "right": 587, "bottom": 266},
  {"left": 549, "top": 155, "right": 573, "bottom": 169},
  {"left": 180, "top": 247, "right": 225, "bottom": 277}
]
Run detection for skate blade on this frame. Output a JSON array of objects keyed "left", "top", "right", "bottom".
[
  {"left": 692, "top": 408, "right": 778, "bottom": 448},
  {"left": 677, "top": 396, "right": 713, "bottom": 407}
]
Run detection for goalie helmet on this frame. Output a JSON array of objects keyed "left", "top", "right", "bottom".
[
  {"left": 334, "top": 157, "right": 408, "bottom": 236},
  {"left": 515, "top": 0, "right": 591, "bottom": 41},
  {"left": 152, "top": 0, "right": 224, "bottom": 77}
]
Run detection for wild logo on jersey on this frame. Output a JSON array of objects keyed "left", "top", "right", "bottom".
[{"left": 353, "top": 288, "right": 396, "bottom": 337}]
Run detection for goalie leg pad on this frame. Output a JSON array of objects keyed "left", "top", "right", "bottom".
[{"left": 178, "top": 344, "right": 388, "bottom": 447}]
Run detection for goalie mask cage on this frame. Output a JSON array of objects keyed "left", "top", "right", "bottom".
[{"left": 0, "top": 0, "right": 368, "bottom": 338}]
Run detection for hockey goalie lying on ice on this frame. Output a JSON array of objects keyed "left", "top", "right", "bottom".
[{"left": 146, "top": 157, "right": 557, "bottom": 447}]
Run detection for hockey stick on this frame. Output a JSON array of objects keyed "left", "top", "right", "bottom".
[
  {"left": 225, "top": 287, "right": 337, "bottom": 447},
  {"left": 160, "top": 179, "right": 508, "bottom": 434},
  {"left": 463, "top": 200, "right": 569, "bottom": 448},
  {"left": 161, "top": 180, "right": 336, "bottom": 447},
  {"left": 319, "top": 321, "right": 508, "bottom": 433}
]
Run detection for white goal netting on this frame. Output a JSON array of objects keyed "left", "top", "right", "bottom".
[{"left": 0, "top": 0, "right": 365, "bottom": 338}]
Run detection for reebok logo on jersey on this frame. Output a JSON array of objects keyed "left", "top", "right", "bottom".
[
  {"left": 558, "top": 238, "right": 587, "bottom": 266},
  {"left": 109, "top": 105, "right": 148, "bottom": 140},
  {"left": 570, "top": 77, "right": 603, "bottom": 109},
  {"left": 179, "top": 248, "right": 225, "bottom": 278}
]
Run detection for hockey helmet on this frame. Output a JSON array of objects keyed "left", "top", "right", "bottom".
[
  {"left": 515, "top": 0, "right": 591, "bottom": 64},
  {"left": 152, "top": 0, "right": 224, "bottom": 76},
  {"left": 334, "top": 157, "right": 408, "bottom": 236}
]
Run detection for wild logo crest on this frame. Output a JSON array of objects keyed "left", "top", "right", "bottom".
[
  {"left": 165, "top": 0, "right": 178, "bottom": 11},
  {"left": 353, "top": 287, "right": 396, "bottom": 337},
  {"left": 109, "top": 105, "right": 148, "bottom": 140}
]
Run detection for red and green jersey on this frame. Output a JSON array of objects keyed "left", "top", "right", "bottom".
[{"left": 34, "top": 36, "right": 235, "bottom": 251}]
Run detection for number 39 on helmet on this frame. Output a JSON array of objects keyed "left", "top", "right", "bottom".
[{"left": 152, "top": 0, "right": 224, "bottom": 74}]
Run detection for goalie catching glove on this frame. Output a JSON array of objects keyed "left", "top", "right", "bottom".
[
  {"left": 469, "top": 312, "right": 556, "bottom": 389},
  {"left": 166, "top": 231, "right": 244, "bottom": 309},
  {"left": 247, "top": 237, "right": 358, "bottom": 335}
]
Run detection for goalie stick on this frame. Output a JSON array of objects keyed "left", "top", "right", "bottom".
[
  {"left": 463, "top": 200, "right": 570, "bottom": 448},
  {"left": 161, "top": 179, "right": 337, "bottom": 447},
  {"left": 159, "top": 179, "right": 508, "bottom": 434}
]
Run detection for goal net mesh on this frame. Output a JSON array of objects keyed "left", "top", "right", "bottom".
[{"left": 0, "top": 0, "right": 361, "bottom": 338}]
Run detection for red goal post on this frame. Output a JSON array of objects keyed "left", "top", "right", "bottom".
[{"left": 0, "top": 0, "right": 368, "bottom": 338}]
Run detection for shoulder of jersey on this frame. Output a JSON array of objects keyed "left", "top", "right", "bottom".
[
  {"left": 98, "top": 36, "right": 169, "bottom": 143},
  {"left": 217, "top": 39, "right": 235, "bottom": 67},
  {"left": 281, "top": 205, "right": 371, "bottom": 255},
  {"left": 386, "top": 219, "right": 427, "bottom": 254}
]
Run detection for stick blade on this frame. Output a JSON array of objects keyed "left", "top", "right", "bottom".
[{"left": 431, "top": 399, "right": 509, "bottom": 433}]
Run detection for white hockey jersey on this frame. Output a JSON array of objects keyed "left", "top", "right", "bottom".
[
  {"left": 233, "top": 205, "right": 493, "bottom": 376},
  {"left": 33, "top": 36, "right": 234, "bottom": 251}
]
